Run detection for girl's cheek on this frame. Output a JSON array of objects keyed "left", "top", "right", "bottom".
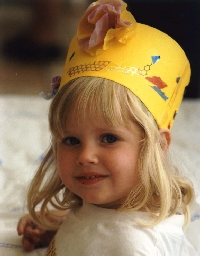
[{"left": 56, "top": 160, "right": 64, "bottom": 178}]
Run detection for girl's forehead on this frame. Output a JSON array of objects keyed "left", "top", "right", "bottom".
[
  {"left": 64, "top": 108, "right": 142, "bottom": 135},
  {"left": 65, "top": 110, "right": 114, "bottom": 127}
]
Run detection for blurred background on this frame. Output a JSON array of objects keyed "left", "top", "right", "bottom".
[
  {"left": 0, "top": 0, "right": 91, "bottom": 95},
  {"left": 0, "top": 0, "right": 199, "bottom": 97}
]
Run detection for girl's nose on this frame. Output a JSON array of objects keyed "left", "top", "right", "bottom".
[{"left": 76, "top": 145, "right": 99, "bottom": 166}]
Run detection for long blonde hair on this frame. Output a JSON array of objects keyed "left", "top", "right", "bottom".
[{"left": 27, "top": 77, "right": 193, "bottom": 229}]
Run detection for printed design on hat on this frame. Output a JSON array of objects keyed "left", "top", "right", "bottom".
[
  {"left": 145, "top": 56, "right": 168, "bottom": 101},
  {"left": 105, "top": 65, "right": 141, "bottom": 76},
  {"left": 103, "top": 55, "right": 161, "bottom": 76},
  {"left": 105, "top": 54, "right": 168, "bottom": 101},
  {"left": 67, "top": 61, "right": 111, "bottom": 77},
  {"left": 67, "top": 54, "right": 168, "bottom": 101},
  {"left": 145, "top": 76, "right": 168, "bottom": 101}
]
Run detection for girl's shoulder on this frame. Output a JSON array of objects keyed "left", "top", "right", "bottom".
[{"left": 53, "top": 203, "right": 196, "bottom": 256}]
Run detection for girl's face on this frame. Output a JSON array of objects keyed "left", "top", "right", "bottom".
[{"left": 57, "top": 111, "right": 143, "bottom": 209}]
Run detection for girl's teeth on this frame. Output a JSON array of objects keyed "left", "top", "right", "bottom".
[{"left": 85, "top": 176, "right": 99, "bottom": 179}]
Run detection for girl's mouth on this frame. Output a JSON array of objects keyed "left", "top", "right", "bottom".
[
  {"left": 84, "top": 176, "right": 100, "bottom": 179},
  {"left": 76, "top": 175, "right": 107, "bottom": 185}
]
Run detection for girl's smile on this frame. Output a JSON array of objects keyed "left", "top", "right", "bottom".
[
  {"left": 76, "top": 173, "right": 109, "bottom": 186},
  {"left": 57, "top": 111, "right": 143, "bottom": 209}
]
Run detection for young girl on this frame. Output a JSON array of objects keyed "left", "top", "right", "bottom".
[{"left": 17, "top": 0, "right": 197, "bottom": 255}]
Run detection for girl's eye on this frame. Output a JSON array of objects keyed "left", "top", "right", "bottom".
[
  {"left": 101, "top": 134, "right": 118, "bottom": 144},
  {"left": 63, "top": 137, "right": 80, "bottom": 146}
]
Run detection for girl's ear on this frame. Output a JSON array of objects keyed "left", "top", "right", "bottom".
[{"left": 159, "top": 128, "right": 171, "bottom": 151}]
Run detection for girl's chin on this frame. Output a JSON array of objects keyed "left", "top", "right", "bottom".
[
  {"left": 94, "top": 202, "right": 122, "bottom": 209},
  {"left": 84, "top": 198, "right": 125, "bottom": 209}
]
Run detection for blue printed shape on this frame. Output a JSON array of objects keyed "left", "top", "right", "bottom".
[
  {"left": 152, "top": 56, "right": 160, "bottom": 64},
  {"left": 151, "top": 86, "right": 168, "bottom": 101}
]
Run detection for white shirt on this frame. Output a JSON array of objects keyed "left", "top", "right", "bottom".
[{"left": 46, "top": 202, "right": 197, "bottom": 256}]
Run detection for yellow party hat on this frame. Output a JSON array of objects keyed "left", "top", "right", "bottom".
[{"left": 59, "top": 0, "right": 191, "bottom": 129}]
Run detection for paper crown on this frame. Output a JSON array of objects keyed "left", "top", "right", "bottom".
[{"left": 59, "top": 0, "right": 190, "bottom": 129}]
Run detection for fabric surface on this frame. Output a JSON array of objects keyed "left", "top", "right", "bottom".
[
  {"left": 0, "top": 96, "right": 200, "bottom": 255},
  {"left": 47, "top": 202, "right": 197, "bottom": 255}
]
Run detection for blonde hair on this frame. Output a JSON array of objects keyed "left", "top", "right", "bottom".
[{"left": 28, "top": 77, "right": 194, "bottom": 229}]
